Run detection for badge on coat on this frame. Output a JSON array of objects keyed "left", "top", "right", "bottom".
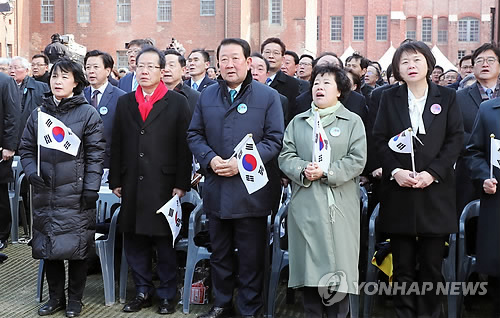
[
  {"left": 330, "top": 127, "right": 341, "bottom": 137},
  {"left": 237, "top": 103, "right": 248, "bottom": 114},
  {"left": 99, "top": 106, "right": 108, "bottom": 115},
  {"left": 430, "top": 104, "right": 442, "bottom": 115}
]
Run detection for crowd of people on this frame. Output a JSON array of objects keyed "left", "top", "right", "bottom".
[{"left": 0, "top": 35, "right": 499, "bottom": 318}]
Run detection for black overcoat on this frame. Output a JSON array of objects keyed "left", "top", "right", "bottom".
[
  {"left": 0, "top": 73, "right": 20, "bottom": 183},
  {"left": 372, "top": 82, "right": 463, "bottom": 235},
  {"left": 109, "top": 89, "right": 192, "bottom": 236},
  {"left": 465, "top": 98, "right": 500, "bottom": 277}
]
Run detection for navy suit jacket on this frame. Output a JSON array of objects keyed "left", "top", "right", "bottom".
[
  {"left": 118, "top": 72, "right": 134, "bottom": 93},
  {"left": 456, "top": 84, "right": 483, "bottom": 147},
  {"left": 84, "top": 83, "right": 126, "bottom": 167},
  {"left": 184, "top": 74, "right": 216, "bottom": 92}
]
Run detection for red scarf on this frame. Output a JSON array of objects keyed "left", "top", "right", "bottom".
[{"left": 135, "top": 82, "right": 168, "bottom": 121}]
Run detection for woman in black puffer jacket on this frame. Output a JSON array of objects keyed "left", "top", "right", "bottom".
[{"left": 19, "top": 58, "right": 105, "bottom": 317}]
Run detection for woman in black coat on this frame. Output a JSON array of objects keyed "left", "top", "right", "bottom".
[
  {"left": 372, "top": 41, "right": 463, "bottom": 318},
  {"left": 19, "top": 58, "right": 105, "bottom": 317}
]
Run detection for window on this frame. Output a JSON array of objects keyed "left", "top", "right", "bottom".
[
  {"left": 376, "top": 15, "right": 388, "bottom": 41},
  {"left": 158, "top": 0, "right": 172, "bottom": 21},
  {"left": 41, "top": 0, "right": 54, "bottom": 23},
  {"left": 77, "top": 0, "right": 90, "bottom": 23},
  {"left": 7, "top": 44, "right": 12, "bottom": 58},
  {"left": 422, "top": 18, "right": 432, "bottom": 42},
  {"left": 116, "top": 51, "right": 128, "bottom": 69},
  {"left": 330, "top": 16, "right": 342, "bottom": 41},
  {"left": 458, "top": 50, "right": 466, "bottom": 60},
  {"left": 406, "top": 17, "right": 416, "bottom": 40},
  {"left": 117, "top": 0, "right": 131, "bottom": 22},
  {"left": 353, "top": 16, "right": 364, "bottom": 41},
  {"left": 438, "top": 17, "right": 448, "bottom": 43},
  {"left": 200, "top": 0, "right": 215, "bottom": 16},
  {"left": 458, "top": 17, "right": 479, "bottom": 42},
  {"left": 270, "top": 0, "right": 281, "bottom": 25}
]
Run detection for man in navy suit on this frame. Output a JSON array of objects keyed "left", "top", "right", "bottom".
[
  {"left": 184, "top": 49, "right": 216, "bottom": 92},
  {"left": 118, "top": 39, "right": 153, "bottom": 93},
  {"left": 84, "top": 50, "right": 126, "bottom": 167}
]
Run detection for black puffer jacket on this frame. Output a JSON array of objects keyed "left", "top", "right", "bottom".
[{"left": 19, "top": 93, "right": 105, "bottom": 260}]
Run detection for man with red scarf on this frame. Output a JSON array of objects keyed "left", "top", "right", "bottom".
[{"left": 109, "top": 46, "right": 192, "bottom": 314}]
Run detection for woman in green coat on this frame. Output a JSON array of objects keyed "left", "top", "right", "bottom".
[{"left": 278, "top": 64, "right": 367, "bottom": 317}]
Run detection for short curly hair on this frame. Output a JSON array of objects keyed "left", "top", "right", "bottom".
[{"left": 310, "top": 63, "right": 352, "bottom": 102}]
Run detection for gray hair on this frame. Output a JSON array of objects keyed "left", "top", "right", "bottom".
[
  {"left": 10, "top": 56, "right": 30, "bottom": 69},
  {"left": 0, "top": 57, "right": 11, "bottom": 65}
]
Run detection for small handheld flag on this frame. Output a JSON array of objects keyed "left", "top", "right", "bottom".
[
  {"left": 312, "top": 109, "right": 331, "bottom": 173},
  {"left": 156, "top": 194, "right": 182, "bottom": 247},
  {"left": 37, "top": 111, "right": 81, "bottom": 156},
  {"left": 388, "top": 128, "right": 424, "bottom": 176},
  {"left": 233, "top": 134, "right": 268, "bottom": 194},
  {"left": 490, "top": 134, "right": 500, "bottom": 179}
]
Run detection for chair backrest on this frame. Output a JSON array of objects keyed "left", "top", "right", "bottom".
[
  {"left": 459, "top": 199, "right": 480, "bottom": 248},
  {"left": 181, "top": 189, "right": 202, "bottom": 206},
  {"left": 9, "top": 156, "right": 23, "bottom": 192},
  {"left": 96, "top": 191, "right": 121, "bottom": 223}
]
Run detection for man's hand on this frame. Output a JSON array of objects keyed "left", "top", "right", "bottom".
[
  {"left": 394, "top": 170, "right": 418, "bottom": 187},
  {"left": 210, "top": 156, "right": 225, "bottom": 173},
  {"left": 2, "top": 149, "right": 14, "bottom": 161},
  {"left": 483, "top": 178, "right": 497, "bottom": 194},
  {"left": 112, "top": 187, "right": 122, "bottom": 198},
  {"left": 213, "top": 157, "right": 239, "bottom": 177},
  {"left": 413, "top": 171, "right": 435, "bottom": 189},
  {"left": 172, "top": 188, "right": 186, "bottom": 198},
  {"left": 281, "top": 178, "right": 290, "bottom": 187},
  {"left": 371, "top": 168, "right": 382, "bottom": 179},
  {"left": 304, "top": 162, "right": 324, "bottom": 182},
  {"left": 360, "top": 176, "right": 370, "bottom": 186}
]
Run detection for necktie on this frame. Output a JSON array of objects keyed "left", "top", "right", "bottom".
[
  {"left": 192, "top": 82, "right": 199, "bottom": 91},
  {"left": 229, "top": 89, "right": 237, "bottom": 103},
  {"left": 486, "top": 88, "right": 494, "bottom": 100},
  {"left": 132, "top": 75, "right": 138, "bottom": 91},
  {"left": 91, "top": 90, "right": 100, "bottom": 108},
  {"left": 144, "top": 95, "right": 150, "bottom": 102},
  {"left": 266, "top": 77, "right": 272, "bottom": 85}
]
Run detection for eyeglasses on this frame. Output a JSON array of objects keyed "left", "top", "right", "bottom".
[
  {"left": 126, "top": 49, "right": 141, "bottom": 56},
  {"left": 299, "top": 62, "right": 312, "bottom": 66},
  {"left": 136, "top": 64, "right": 161, "bottom": 71},
  {"left": 32, "top": 63, "right": 47, "bottom": 67},
  {"left": 262, "top": 50, "right": 282, "bottom": 57},
  {"left": 474, "top": 57, "right": 498, "bottom": 65},
  {"left": 9, "top": 66, "right": 25, "bottom": 70}
]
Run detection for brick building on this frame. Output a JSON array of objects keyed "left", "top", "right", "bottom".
[{"left": 7, "top": 0, "right": 499, "bottom": 70}]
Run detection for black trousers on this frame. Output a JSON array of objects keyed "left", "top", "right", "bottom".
[
  {"left": 123, "top": 232, "right": 177, "bottom": 300},
  {"left": 0, "top": 183, "right": 11, "bottom": 241},
  {"left": 45, "top": 259, "right": 88, "bottom": 301},
  {"left": 390, "top": 235, "right": 447, "bottom": 318},
  {"left": 208, "top": 215, "right": 267, "bottom": 316},
  {"left": 302, "top": 287, "right": 350, "bottom": 318}
]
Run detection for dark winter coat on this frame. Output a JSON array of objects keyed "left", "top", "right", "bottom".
[
  {"left": 19, "top": 93, "right": 105, "bottom": 260},
  {"left": 109, "top": 89, "right": 192, "bottom": 236},
  {"left": 0, "top": 73, "right": 20, "bottom": 183},
  {"left": 465, "top": 97, "right": 500, "bottom": 277},
  {"left": 372, "top": 82, "right": 463, "bottom": 235}
]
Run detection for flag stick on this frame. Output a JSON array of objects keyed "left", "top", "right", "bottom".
[
  {"left": 491, "top": 134, "right": 495, "bottom": 180},
  {"left": 227, "top": 133, "right": 252, "bottom": 162},
  {"left": 409, "top": 128, "right": 416, "bottom": 177},
  {"left": 37, "top": 108, "right": 41, "bottom": 177}
]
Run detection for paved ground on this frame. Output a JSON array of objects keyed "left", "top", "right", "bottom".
[{"left": 0, "top": 240, "right": 496, "bottom": 317}]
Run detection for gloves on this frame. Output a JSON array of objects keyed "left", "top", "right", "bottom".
[
  {"left": 82, "top": 190, "right": 99, "bottom": 210},
  {"left": 28, "top": 174, "right": 46, "bottom": 188}
]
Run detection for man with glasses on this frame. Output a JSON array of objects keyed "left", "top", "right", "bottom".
[
  {"left": 110, "top": 46, "right": 192, "bottom": 315},
  {"left": 118, "top": 39, "right": 153, "bottom": 93},
  {"left": 31, "top": 54, "right": 50, "bottom": 85},
  {"left": 9, "top": 56, "right": 48, "bottom": 144},
  {"left": 261, "top": 37, "right": 300, "bottom": 124},
  {"left": 297, "top": 54, "right": 314, "bottom": 81},
  {"left": 456, "top": 43, "right": 500, "bottom": 215}
]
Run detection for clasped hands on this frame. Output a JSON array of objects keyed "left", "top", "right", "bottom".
[
  {"left": 210, "top": 156, "right": 239, "bottom": 177},
  {"left": 394, "top": 170, "right": 435, "bottom": 189},
  {"left": 304, "top": 162, "right": 323, "bottom": 182}
]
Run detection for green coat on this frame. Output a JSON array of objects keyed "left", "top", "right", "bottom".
[{"left": 278, "top": 104, "right": 367, "bottom": 294}]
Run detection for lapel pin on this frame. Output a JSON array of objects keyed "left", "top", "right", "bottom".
[
  {"left": 99, "top": 106, "right": 108, "bottom": 115},
  {"left": 330, "top": 127, "right": 341, "bottom": 137},
  {"left": 430, "top": 103, "right": 442, "bottom": 115},
  {"left": 237, "top": 103, "right": 248, "bottom": 114}
]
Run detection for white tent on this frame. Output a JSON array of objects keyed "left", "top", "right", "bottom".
[
  {"left": 431, "top": 46, "right": 457, "bottom": 71},
  {"left": 378, "top": 44, "right": 396, "bottom": 71},
  {"left": 340, "top": 45, "right": 355, "bottom": 64}
]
